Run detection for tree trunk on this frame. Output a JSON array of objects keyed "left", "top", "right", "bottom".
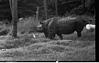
[
  {"left": 55, "top": 0, "right": 58, "bottom": 16},
  {"left": 36, "top": 6, "right": 39, "bottom": 22},
  {"left": 83, "top": 0, "right": 85, "bottom": 9},
  {"left": 11, "top": 0, "right": 18, "bottom": 38},
  {"left": 44, "top": 0, "right": 47, "bottom": 19}
]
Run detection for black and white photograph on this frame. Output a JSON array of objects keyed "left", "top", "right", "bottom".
[
  {"left": 0, "top": 62, "right": 98, "bottom": 63},
  {"left": 0, "top": 0, "right": 95, "bottom": 61}
]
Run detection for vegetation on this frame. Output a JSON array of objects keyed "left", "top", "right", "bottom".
[{"left": 0, "top": 27, "right": 95, "bottom": 61}]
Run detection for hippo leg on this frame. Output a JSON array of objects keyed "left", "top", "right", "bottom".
[
  {"left": 77, "top": 31, "right": 82, "bottom": 37},
  {"left": 57, "top": 33, "right": 63, "bottom": 40},
  {"left": 48, "top": 33, "right": 55, "bottom": 39},
  {"left": 51, "top": 34, "right": 55, "bottom": 39},
  {"left": 44, "top": 32, "right": 48, "bottom": 38}
]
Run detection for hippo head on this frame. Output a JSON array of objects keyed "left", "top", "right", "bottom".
[
  {"left": 39, "top": 21, "right": 45, "bottom": 30},
  {"left": 36, "top": 24, "right": 43, "bottom": 32},
  {"left": 39, "top": 20, "right": 51, "bottom": 38},
  {"left": 39, "top": 21, "right": 49, "bottom": 31}
]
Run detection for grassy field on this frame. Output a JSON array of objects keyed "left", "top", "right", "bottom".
[{"left": 0, "top": 16, "right": 95, "bottom": 61}]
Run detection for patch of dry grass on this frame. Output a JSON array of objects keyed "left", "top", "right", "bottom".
[{"left": 0, "top": 37, "right": 95, "bottom": 61}]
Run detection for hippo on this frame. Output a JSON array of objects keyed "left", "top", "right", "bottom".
[{"left": 46, "top": 16, "right": 91, "bottom": 40}]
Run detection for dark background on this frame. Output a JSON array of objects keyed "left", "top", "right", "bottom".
[{"left": 0, "top": 0, "right": 95, "bottom": 22}]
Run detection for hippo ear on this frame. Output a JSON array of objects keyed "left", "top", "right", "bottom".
[{"left": 89, "top": 20, "right": 93, "bottom": 24}]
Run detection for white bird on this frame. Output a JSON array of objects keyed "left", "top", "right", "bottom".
[
  {"left": 86, "top": 24, "right": 95, "bottom": 32},
  {"left": 19, "top": 18, "right": 23, "bottom": 21},
  {"left": 32, "top": 33, "right": 36, "bottom": 38}
]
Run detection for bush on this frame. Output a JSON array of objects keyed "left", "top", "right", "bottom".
[{"left": 17, "top": 16, "right": 40, "bottom": 33}]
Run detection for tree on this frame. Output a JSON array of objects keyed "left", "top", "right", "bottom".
[
  {"left": 44, "top": 0, "right": 47, "bottom": 19},
  {"left": 0, "top": 0, "right": 95, "bottom": 21},
  {"left": 55, "top": 0, "right": 58, "bottom": 16},
  {"left": 9, "top": 0, "right": 18, "bottom": 38},
  {"left": 36, "top": 6, "right": 39, "bottom": 22}
]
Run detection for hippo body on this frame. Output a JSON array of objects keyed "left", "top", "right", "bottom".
[{"left": 47, "top": 16, "right": 90, "bottom": 39}]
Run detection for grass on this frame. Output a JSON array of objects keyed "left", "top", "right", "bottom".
[{"left": 0, "top": 31, "right": 95, "bottom": 61}]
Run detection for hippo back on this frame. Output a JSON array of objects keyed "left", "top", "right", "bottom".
[{"left": 48, "top": 17, "right": 78, "bottom": 34}]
